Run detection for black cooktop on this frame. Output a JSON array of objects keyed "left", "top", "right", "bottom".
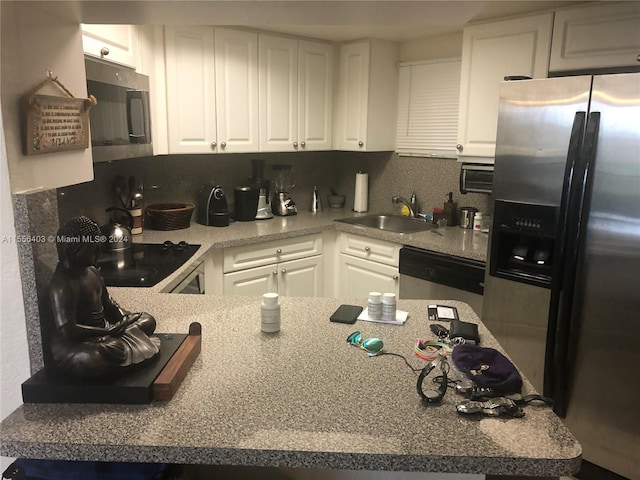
[{"left": 97, "top": 241, "right": 200, "bottom": 287}]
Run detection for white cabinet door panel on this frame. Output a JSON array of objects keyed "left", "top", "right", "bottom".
[
  {"left": 457, "top": 14, "right": 553, "bottom": 160},
  {"left": 223, "top": 264, "right": 276, "bottom": 296},
  {"left": 259, "top": 35, "right": 298, "bottom": 152},
  {"left": 298, "top": 41, "right": 333, "bottom": 151},
  {"left": 82, "top": 24, "right": 139, "bottom": 69},
  {"left": 279, "top": 256, "right": 323, "bottom": 297},
  {"left": 165, "top": 26, "right": 217, "bottom": 153},
  {"left": 215, "top": 28, "right": 259, "bottom": 152},
  {"left": 339, "top": 254, "right": 399, "bottom": 298},
  {"left": 336, "top": 42, "right": 369, "bottom": 150},
  {"left": 550, "top": 3, "right": 640, "bottom": 72}
]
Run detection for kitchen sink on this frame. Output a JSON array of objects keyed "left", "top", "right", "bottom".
[{"left": 335, "top": 214, "right": 436, "bottom": 234}]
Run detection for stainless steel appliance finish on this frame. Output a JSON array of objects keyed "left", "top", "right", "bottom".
[
  {"left": 458, "top": 206, "right": 477, "bottom": 229},
  {"left": 483, "top": 73, "right": 640, "bottom": 479},
  {"left": 459, "top": 163, "right": 493, "bottom": 194},
  {"left": 85, "top": 57, "right": 152, "bottom": 162},
  {"left": 399, "top": 247, "right": 485, "bottom": 316}
]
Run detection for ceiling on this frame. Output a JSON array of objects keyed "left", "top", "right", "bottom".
[{"left": 66, "top": 0, "right": 587, "bottom": 42}]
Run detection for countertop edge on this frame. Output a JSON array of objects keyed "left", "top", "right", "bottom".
[{"left": 0, "top": 442, "right": 582, "bottom": 476}]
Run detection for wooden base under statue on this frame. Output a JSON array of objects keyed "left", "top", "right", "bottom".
[{"left": 22, "top": 323, "right": 202, "bottom": 405}]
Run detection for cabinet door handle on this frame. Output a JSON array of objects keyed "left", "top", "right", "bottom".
[
  {"left": 100, "top": 47, "right": 110, "bottom": 57},
  {"left": 358, "top": 141, "right": 364, "bottom": 147},
  {"left": 392, "top": 274, "right": 399, "bottom": 280},
  {"left": 273, "top": 270, "right": 278, "bottom": 275},
  {"left": 364, "top": 246, "right": 371, "bottom": 252},
  {"left": 456, "top": 143, "right": 463, "bottom": 152},
  {"left": 281, "top": 269, "right": 287, "bottom": 274},
  {"left": 293, "top": 142, "right": 298, "bottom": 148},
  {"left": 300, "top": 141, "right": 306, "bottom": 148},
  {"left": 211, "top": 142, "right": 217, "bottom": 149},
  {"left": 276, "top": 248, "right": 282, "bottom": 254},
  {"left": 221, "top": 141, "right": 227, "bottom": 148}
]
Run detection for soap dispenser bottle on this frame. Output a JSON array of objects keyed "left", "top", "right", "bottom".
[{"left": 444, "top": 192, "right": 458, "bottom": 227}]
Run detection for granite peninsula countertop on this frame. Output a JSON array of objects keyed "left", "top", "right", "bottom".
[
  {"left": 0, "top": 295, "right": 581, "bottom": 476},
  {"left": 136, "top": 209, "right": 489, "bottom": 293}
]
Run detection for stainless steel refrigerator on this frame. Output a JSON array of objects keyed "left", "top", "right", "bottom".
[{"left": 482, "top": 73, "right": 639, "bottom": 479}]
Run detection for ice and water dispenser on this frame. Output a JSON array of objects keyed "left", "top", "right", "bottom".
[{"left": 489, "top": 200, "right": 558, "bottom": 288}]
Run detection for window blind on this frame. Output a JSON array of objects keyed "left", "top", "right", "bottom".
[{"left": 396, "top": 58, "right": 461, "bottom": 158}]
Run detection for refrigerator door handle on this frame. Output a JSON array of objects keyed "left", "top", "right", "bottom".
[
  {"left": 550, "top": 111, "right": 601, "bottom": 418},
  {"left": 543, "top": 111, "right": 586, "bottom": 399}
]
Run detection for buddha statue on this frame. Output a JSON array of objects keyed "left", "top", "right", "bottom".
[{"left": 49, "top": 216, "right": 160, "bottom": 377}]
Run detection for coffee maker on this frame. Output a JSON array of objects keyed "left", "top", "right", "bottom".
[
  {"left": 196, "top": 183, "right": 230, "bottom": 227},
  {"left": 272, "top": 164, "right": 297, "bottom": 216}
]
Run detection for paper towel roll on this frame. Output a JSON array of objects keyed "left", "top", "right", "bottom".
[{"left": 353, "top": 172, "right": 368, "bottom": 212}]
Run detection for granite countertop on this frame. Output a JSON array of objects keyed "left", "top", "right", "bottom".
[
  {"left": 0, "top": 294, "right": 581, "bottom": 476},
  {"left": 136, "top": 209, "right": 489, "bottom": 293}
]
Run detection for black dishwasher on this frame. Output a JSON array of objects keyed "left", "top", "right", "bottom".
[{"left": 399, "top": 246, "right": 485, "bottom": 315}]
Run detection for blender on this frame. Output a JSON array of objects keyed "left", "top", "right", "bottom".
[
  {"left": 272, "top": 164, "right": 297, "bottom": 216},
  {"left": 250, "top": 159, "right": 273, "bottom": 220}
]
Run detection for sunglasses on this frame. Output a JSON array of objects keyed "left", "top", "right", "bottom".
[{"left": 347, "top": 331, "right": 383, "bottom": 355}]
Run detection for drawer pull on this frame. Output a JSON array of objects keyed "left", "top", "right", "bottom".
[
  {"left": 276, "top": 248, "right": 282, "bottom": 254},
  {"left": 364, "top": 246, "right": 371, "bottom": 252},
  {"left": 281, "top": 269, "right": 287, "bottom": 274},
  {"left": 392, "top": 274, "right": 398, "bottom": 280}
]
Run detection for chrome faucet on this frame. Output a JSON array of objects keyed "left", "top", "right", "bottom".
[{"left": 392, "top": 192, "right": 418, "bottom": 218}]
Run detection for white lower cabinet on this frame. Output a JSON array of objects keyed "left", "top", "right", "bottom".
[
  {"left": 222, "top": 234, "right": 323, "bottom": 297},
  {"left": 338, "top": 254, "right": 399, "bottom": 298},
  {"left": 223, "top": 256, "right": 323, "bottom": 297},
  {"left": 336, "top": 233, "right": 400, "bottom": 298}
]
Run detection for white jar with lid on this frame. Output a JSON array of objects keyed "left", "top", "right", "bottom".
[
  {"left": 368, "top": 292, "right": 382, "bottom": 320},
  {"left": 261, "top": 292, "right": 281, "bottom": 333},
  {"left": 473, "top": 212, "right": 483, "bottom": 231},
  {"left": 382, "top": 293, "right": 397, "bottom": 322}
]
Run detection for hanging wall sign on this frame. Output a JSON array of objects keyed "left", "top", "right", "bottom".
[{"left": 21, "top": 73, "right": 96, "bottom": 156}]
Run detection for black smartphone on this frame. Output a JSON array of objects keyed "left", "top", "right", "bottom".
[{"left": 330, "top": 304, "right": 363, "bottom": 324}]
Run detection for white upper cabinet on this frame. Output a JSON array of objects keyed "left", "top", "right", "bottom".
[
  {"left": 298, "top": 40, "right": 333, "bottom": 151},
  {"left": 550, "top": 2, "right": 640, "bottom": 73},
  {"left": 335, "top": 40, "right": 399, "bottom": 151},
  {"left": 456, "top": 13, "right": 553, "bottom": 161},
  {"left": 164, "top": 26, "right": 217, "bottom": 154},
  {"left": 259, "top": 36, "right": 333, "bottom": 152},
  {"left": 82, "top": 24, "right": 140, "bottom": 69},
  {"left": 215, "top": 28, "right": 260, "bottom": 153},
  {"left": 259, "top": 35, "right": 299, "bottom": 152}
]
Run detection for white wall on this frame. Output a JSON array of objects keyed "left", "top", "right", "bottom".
[
  {"left": 0, "top": 1, "right": 93, "bottom": 194},
  {"left": 0, "top": 107, "right": 30, "bottom": 472},
  {"left": 399, "top": 32, "right": 463, "bottom": 62}
]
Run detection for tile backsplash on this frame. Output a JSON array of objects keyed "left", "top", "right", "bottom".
[{"left": 57, "top": 152, "right": 491, "bottom": 226}]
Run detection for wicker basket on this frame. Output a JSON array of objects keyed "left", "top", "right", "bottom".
[{"left": 146, "top": 203, "right": 194, "bottom": 230}]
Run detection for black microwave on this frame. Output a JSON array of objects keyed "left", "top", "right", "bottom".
[{"left": 85, "top": 56, "right": 152, "bottom": 162}]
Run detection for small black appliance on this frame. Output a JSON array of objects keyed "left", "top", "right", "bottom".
[
  {"left": 234, "top": 186, "right": 259, "bottom": 221},
  {"left": 197, "top": 183, "right": 229, "bottom": 227}
]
